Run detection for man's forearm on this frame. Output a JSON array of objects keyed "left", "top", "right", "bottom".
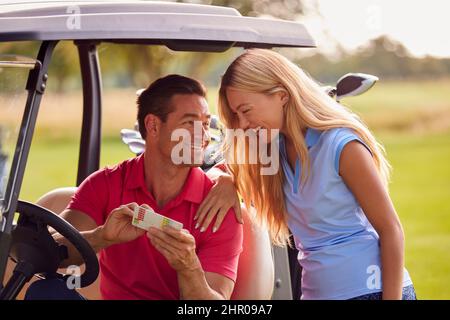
[
  {"left": 54, "top": 226, "right": 111, "bottom": 268},
  {"left": 177, "top": 267, "right": 225, "bottom": 300}
]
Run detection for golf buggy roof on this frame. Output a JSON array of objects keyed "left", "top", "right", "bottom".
[{"left": 0, "top": 1, "right": 315, "bottom": 50}]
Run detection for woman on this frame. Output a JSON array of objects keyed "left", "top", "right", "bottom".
[{"left": 196, "top": 49, "right": 416, "bottom": 300}]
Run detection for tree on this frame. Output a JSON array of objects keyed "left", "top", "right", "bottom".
[{"left": 295, "top": 35, "right": 450, "bottom": 83}]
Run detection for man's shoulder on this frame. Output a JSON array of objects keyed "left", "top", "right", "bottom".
[
  {"left": 192, "top": 168, "right": 223, "bottom": 204},
  {"left": 197, "top": 170, "right": 241, "bottom": 231},
  {"left": 84, "top": 156, "right": 138, "bottom": 184},
  {"left": 197, "top": 168, "right": 214, "bottom": 189},
  {"left": 105, "top": 156, "right": 137, "bottom": 174}
]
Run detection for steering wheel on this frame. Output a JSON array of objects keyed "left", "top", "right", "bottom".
[{"left": 1, "top": 200, "right": 99, "bottom": 300}]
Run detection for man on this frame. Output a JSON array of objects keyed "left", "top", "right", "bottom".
[{"left": 26, "top": 75, "right": 243, "bottom": 300}]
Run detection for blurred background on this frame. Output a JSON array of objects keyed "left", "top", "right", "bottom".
[{"left": 1, "top": 0, "right": 449, "bottom": 299}]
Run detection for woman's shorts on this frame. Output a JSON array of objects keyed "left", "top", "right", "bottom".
[{"left": 349, "top": 285, "right": 417, "bottom": 300}]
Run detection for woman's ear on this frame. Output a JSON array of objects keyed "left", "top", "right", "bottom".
[{"left": 279, "top": 90, "right": 289, "bottom": 106}]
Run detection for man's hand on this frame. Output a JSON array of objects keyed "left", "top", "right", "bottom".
[
  {"left": 147, "top": 222, "right": 236, "bottom": 300},
  {"left": 101, "top": 202, "right": 146, "bottom": 246},
  {"left": 195, "top": 174, "right": 243, "bottom": 233},
  {"left": 146, "top": 226, "right": 201, "bottom": 273}
]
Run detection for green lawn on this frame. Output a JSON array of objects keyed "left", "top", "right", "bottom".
[
  {"left": 380, "top": 132, "right": 450, "bottom": 300},
  {"left": 9, "top": 80, "right": 450, "bottom": 299}
]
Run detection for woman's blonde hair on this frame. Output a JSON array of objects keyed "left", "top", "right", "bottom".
[{"left": 218, "top": 49, "right": 391, "bottom": 246}]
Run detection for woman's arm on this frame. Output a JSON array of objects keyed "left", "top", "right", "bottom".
[
  {"left": 196, "top": 164, "right": 243, "bottom": 232},
  {"left": 205, "top": 164, "right": 230, "bottom": 181},
  {"left": 339, "top": 141, "right": 405, "bottom": 300}
]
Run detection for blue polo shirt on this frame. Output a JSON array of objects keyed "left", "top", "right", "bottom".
[{"left": 279, "top": 127, "right": 412, "bottom": 300}]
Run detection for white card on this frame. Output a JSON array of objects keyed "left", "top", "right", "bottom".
[{"left": 132, "top": 205, "right": 183, "bottom": 231}]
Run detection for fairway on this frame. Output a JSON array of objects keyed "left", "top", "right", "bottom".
[
  {"left": 12, "top": 81, "right": 450, "bottom": 299},
  {"left": 381, "top": 133, "right": 450, "bottom": 300}
]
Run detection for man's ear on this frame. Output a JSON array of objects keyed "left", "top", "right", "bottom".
[{"left": 144, "top": 114, "right": 160, "bottom": 137}]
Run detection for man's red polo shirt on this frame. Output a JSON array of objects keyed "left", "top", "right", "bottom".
[{"left": 67, "top": 154, "right": 243, "bottom": 300}]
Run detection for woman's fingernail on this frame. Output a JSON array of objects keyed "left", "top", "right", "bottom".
[
  {"left": 200, "top": 227, "right": 205, "bottom": 232},
  {"left": 194, "top": 216, "right": 198, "bottom": 221},
  {"left": 213, "top": 227, "right": 217, "bottom": 233},
  {"left": 195, "top": 223, "right": 199, "bottom": 229}
]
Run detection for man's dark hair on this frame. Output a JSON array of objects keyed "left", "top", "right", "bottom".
[{"left": 137, "top": 74, "right": 206, "bottom": 139}]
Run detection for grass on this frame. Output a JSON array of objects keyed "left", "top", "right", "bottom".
[
  {"left": 4, "top": 80, "right": 450, "bottom": 299},
  {"left": 380, "top": 132, "right": 450, "bottom": 299},
  {"left": 341, "top": 79, "right": 450, "bottom": 133}
]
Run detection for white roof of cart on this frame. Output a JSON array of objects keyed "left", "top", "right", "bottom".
[{"left": 0, "top": 0, "right": 315, "bottom": 50}]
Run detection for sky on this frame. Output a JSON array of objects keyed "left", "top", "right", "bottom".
[{"left": 302, "top": 0, "right": 450, "bottom": 58}]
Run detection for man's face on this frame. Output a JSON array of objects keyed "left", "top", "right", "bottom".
[{"left": 151, "top": 94, "right": 211, "bottom": 167}]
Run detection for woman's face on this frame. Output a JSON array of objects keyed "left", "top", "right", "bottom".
[{"left": 225, "top": 87, "right": 287, "bottom": 143}]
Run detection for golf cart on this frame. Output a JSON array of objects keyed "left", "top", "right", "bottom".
[{"left": 0, "top": 0, "right": 316, "bottom": 300}]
